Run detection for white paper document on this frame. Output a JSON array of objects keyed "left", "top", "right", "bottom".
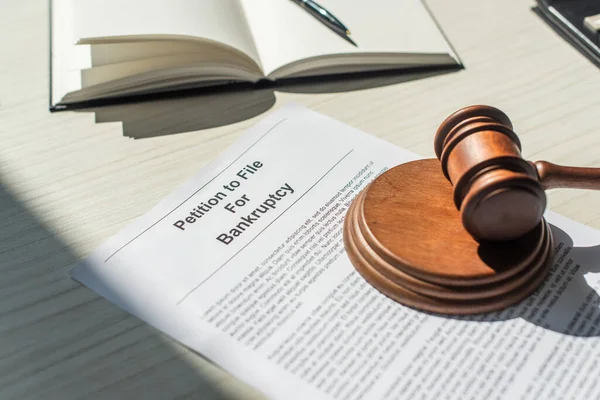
[{"left": 71, "top": 105, "right": 600, "bottom": 399}]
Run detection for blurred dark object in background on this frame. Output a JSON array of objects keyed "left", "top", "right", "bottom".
[{"left": 534, "top": 0, "right": 600, "bottom": 68}]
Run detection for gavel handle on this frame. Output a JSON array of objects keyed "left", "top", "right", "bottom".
[{"left": 535, "top": 161, "right": 600, "bottom": 190}]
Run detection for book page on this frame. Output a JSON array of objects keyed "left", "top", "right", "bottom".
[
  {"left": 72, "top": 0, "right": 262, "bottom": 69},
  {"left": 51, "top": 0, "right": 93, "bottom": 105},
  {"left": 240, "top": 0, "right": 457, "bottom": 76},
  {"left": 71, "top": 105, "right": 600, "bottom": 400}
]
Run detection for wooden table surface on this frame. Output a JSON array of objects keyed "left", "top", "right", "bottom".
[{"left": 1, "top": 0, "right": 599, "bottom": 398}]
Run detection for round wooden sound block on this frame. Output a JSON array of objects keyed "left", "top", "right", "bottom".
[{"left": 343, "top": 158, "right": 553, "bottom": 315}]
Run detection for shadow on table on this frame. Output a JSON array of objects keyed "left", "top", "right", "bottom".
[
  {"left": 71, "top": 85, "right": 276, "bottom": 140},
  {"left": 0, "top": 177, "right": 262, "bottom": 400},
  {"left": 428, "top": 224, "right": 600, "bottom": 337},
  {"left": 72, "top": 66, "right": 461, "bottom": 140}
]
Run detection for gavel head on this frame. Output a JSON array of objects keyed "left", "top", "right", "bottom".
[{"left": 434, "top": 105, "right": 546, "bottom": 242}]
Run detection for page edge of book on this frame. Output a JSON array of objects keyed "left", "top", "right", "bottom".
[{"left": 421, "top": 0, "right": 463, "bottom": 67}]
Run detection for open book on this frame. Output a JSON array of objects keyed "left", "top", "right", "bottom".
[{"left": 50, "top": 0, "right": 461, "bottom": 109}]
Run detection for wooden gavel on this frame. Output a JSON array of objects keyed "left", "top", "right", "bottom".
[{"left": 435, "top": 105, "right": 600, "bottom": 242}]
